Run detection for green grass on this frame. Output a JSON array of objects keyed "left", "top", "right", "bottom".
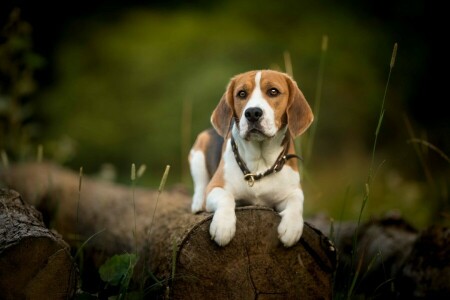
[
  {"left": 337, "top": 42, "right": 398, "bottom": 300},
  {"left": 305, "top": 34, "right": 329, "bottom": 163},
  {"left": 71, "top": 163, "right": 171, "bottom": 299}
]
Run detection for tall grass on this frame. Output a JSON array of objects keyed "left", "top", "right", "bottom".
[
  {"left": 75, "top": 166, "right": 84, "bottom": 278},
  {"left": 1, "top": 150, "right": 9, "bottom": 168},
  {"left": 407, "top": 138, "right": 450, "bottom": 164},
  {"left": 137, "top": 164, "right": 170, "bottom": 298},
  {"left": 305, "top": 35, "right": 328, "bottom": 163},
  {"left": 345, "top": 42, "right": 398, "bottom": 300},
  {"left": 95, "top": 163, "right": 170, "bottom": 299},
  {"left": 37, "top": 144, "right": 43, "bottom": 162},
  {"left": 149, "top": 165, "right": 171, "bottom": 235},
  {"left": 404, "top": 116, "right": 450, "bottom": 221},
  {"left": 131, "top": 163, "right": 138, "bottom": 254},
  {"left": 285, "top": 35, "right": 328, "bottom": 186},
  {"left": 74, "top": 166, "right": 107, "bottom": 291},
  {"left": 283, "top": 51, "right": 294, "bottom": 78},
  {"left": 77, "top": 167, "right": 83, "bottom": 225}
]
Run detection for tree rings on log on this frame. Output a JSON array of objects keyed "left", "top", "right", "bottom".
[
  {"left": 161, "top": 207, "right": 337, "bottom": 299},
  {"left": 0, "top": 188, "right": 77, "bottom": 300}
]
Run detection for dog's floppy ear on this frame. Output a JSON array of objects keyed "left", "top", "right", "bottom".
[
  {"left": 210, "top": 79, "right": 235, "bottom": 137},
  {"left": 286, "top": 75, "right": 314, "bottom": 137}
]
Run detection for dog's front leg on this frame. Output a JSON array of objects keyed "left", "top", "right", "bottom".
[
  {"left": 276, "top": 188, "right": 304, "bottom": 247},
  {"left": 206, "top": 187, "right": 236, "bottom": 246}
]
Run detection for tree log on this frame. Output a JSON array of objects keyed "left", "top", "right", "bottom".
[
  {"left": 148, "top": 207, "right": 336, "bottom": 299},
  {"left": 1, "top": 163, "right": 337, "bottom": 298},
  {"left": 308, "top": 213, "right": 450, "bottom": 299},
  {"left": 398, "top": 225, "right": 450, "bottom": 298},
  {"left": 0, "top": 188, "right": 77, "bottom": 300}
]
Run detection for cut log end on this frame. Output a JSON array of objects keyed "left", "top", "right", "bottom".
[
  {"left": 160, "top": 207, "right": 337, "bottom": 299},
  {"left": 0, "top": 189, "right": 77, "bottom": 300}
]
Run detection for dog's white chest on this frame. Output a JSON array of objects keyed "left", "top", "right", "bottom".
[{"left": 222, "top": 140, "right": 300, "bottom": 206}]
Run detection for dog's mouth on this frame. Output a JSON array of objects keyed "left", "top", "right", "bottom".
[
  {"left": 245, "top": 126, "right": 271, "bottom": 141},
  {"left": 249, "top": 128, "right": 263, "bottom": 134}
]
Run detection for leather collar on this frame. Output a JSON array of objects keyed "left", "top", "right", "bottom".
[{"left": 230, "top": 134, "right": 301, "bottom": 187}]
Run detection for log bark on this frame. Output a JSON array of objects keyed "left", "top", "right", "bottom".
[
  {"left": 308, "top": 213, "right": 450, "bottom": 299},
  {"left": 1, "top": 163, "right": 337, "bottom": 299},
  {"left": 398, "top": 225, "right": 450, "bottom": 298},
  {"left": 0, "top": 188, "right": 77, "bottom": 300}
]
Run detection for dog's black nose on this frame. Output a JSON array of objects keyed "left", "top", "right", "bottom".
[{"left": 245, "top": 107, "right": 263, "bottom": 123}]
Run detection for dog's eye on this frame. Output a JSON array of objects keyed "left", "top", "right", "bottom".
[
  {"left": 237, "top": 90, "right": 247, "bottom": 99},
  {"left": 268, "top": 88, "right": 280, "bottom": 97}
]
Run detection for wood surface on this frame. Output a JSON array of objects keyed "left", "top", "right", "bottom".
[{"left": 1, "top": 162, "right": 337, "bottom": 298}]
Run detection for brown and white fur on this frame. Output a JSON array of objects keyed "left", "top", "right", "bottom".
[{"left": 188, "top": 70, "right": 313, "bottom": 247}]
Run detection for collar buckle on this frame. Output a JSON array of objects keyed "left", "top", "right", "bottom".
[{"left": 244, "top": 173, "right": 256, "bottom": 187}]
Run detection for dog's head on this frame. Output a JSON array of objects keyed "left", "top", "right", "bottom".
[{"left": 211, "top": 70, "right": 314, "bottom": 141}]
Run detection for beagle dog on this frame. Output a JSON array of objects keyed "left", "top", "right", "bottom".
[{"left": 189, "top": 70, "right": 313, "bottom": 247}]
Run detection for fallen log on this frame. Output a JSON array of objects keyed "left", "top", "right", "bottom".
[
  {"left": 398, "top": 225, "right": 450, "bottom": 299},
  {"left": 0, "top": 188, "right": 77, "bottom": 300},
  {"left": 308, "top": 213, "right": 450, "bottom": 299},
  {"left": 0, "top": 162, "right": 337, "bottom": 299}
]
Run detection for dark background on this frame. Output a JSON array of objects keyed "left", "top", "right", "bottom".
[{"left": 1, "top": 0, "right": 448, "bottom": 227}]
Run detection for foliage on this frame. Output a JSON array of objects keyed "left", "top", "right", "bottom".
[
  {"left": 0, "top": 8, "right": 44, "bottom": 160},
  {"left": 4, "top": 0, "right": 449, "bottom": 232},
  {"left": 99, "top": 253, "right": 138, "bottom": 298},
  {"left": 37, "top": 8, "right": 383, "bottom": 178}
]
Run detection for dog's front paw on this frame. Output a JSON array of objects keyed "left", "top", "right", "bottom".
[
  {"left": 278, "top": 212, "right": 304, "bottom": 247},
  {"left": 209, "top": 209, "right": 236, "bottom": 246}
]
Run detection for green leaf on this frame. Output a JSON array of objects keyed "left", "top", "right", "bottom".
[{"left": 99, "top": 253, "right": 138, "bottom": 286}]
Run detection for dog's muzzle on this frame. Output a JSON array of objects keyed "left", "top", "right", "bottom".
[
  {"left": 242, "top": 107, "right": 270, "bottom": 140},
  {"left": 242, "top": 107, "right": 272, "bottom": 140},
  {"left": 244, "top": 107, "right": 263, "bottom": 123}
]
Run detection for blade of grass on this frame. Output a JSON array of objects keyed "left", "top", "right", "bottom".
[
  {"left": 403, "top": 115, "right": 434, "bottom": 183},
  {"left": 149, "top": 165, "right": 171, "bottom": 235},
  {"left": 347, "top": 42, "right": 398, "bottom": 300},
  {"left": 335, "top": 186, "right": 350, "bottom": 242},
  {"left": 130, "top": 163, "right": 148, "bottom": 254},
  {"left": 76, "top": 167, "right": 84, "bottom": 281},
  {"left": 283, "top": 51, "right": 294, "bottom": 78},
  {"left": 368, "top": 43, "right": 397, "bottom": 183},
  {"left": 283, "top": 51, "right": 301, "bottom": 163},
  {"left": 131, "top": 163, "right": 138, "bottom": 255},
  {"left": 305, "top": 34, "right": 328, "bottom": 163},
  {"left": 329, "top": 217, "right": 335, "bottom": 242},
  {"left": 1, "top": 150, "right": 9, "bottom": 168},
  {"left": 347, "top": 254, "right": 363, "bottom": 299},
  {"left": 74, "top": 228, "right": 106, "bottom": 260},
  {"left": 166, "top": 239, "right": 180, "bottom": 299},
  {"left": 407, "top": 138, "right": 450, "bottom": 164},
  {"left": 37, "top": 144, "right": 43, "bottom": 162},
  {"left": 77, "top": 167, "right": 83, "bottom": 225}
]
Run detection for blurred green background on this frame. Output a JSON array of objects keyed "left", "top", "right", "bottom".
[{"left": 1, "top": 0, "right": 448, "bottom": 228}]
